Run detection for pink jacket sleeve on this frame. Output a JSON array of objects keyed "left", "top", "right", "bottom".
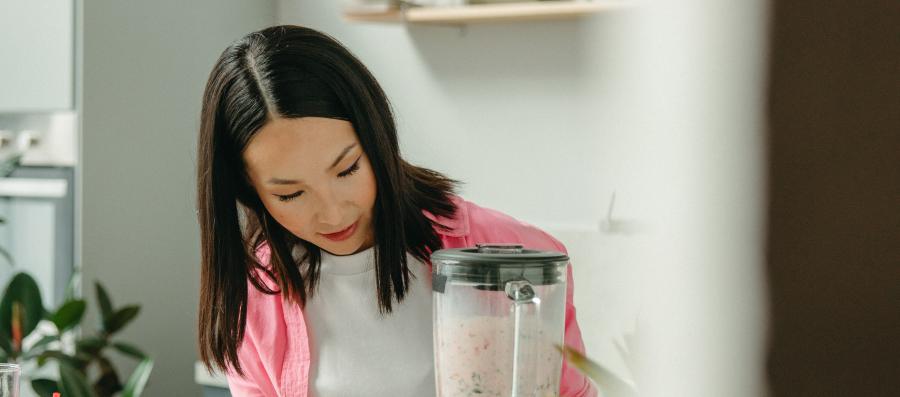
[
  {"left": 226, "top": 370, "right": 266, "bottom": 397},
  {"left": 553, "top": 241, "right": 599, "bottom": 397},
  {"left": 224, "top": 314, "right": 287, "bottom": 397},
  {"left": 224, "top": 325, "right": 270, "bottom": 397},
  {"left": 225, "top": 245, "right": 285, "bottom": 397}
]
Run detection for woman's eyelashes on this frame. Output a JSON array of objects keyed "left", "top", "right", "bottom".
[
  {"left": 275, "top": 157, "right": 362, "bottom": 202},
  {"left": 337, "top": 156, "right": 361, "bottom": 178},
  {"left": 276, "top": 190, "right": 303, "bottom": 202}
]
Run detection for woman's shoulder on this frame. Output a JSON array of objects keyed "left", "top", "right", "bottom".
[
  {"left": 446, "top": 195, "right": 568, "bottom": 254},
  {"left": 242, "top": 244, "right": 287, "bottom": 306}
]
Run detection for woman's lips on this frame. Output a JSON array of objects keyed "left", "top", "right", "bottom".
[{"left": 319, "top": 220, "right": 358, "bottom": 241}]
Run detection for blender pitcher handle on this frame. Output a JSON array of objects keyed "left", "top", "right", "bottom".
[{"left": 506, "top": 280, "right": 540, "bottom": 397}]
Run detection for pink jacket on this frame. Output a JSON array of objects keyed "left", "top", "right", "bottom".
[{"left": 225, "top": 195, "right": 597, "bottom": 397}]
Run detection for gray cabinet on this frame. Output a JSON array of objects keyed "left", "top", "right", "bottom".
[{"left": 0, "top": 0, "right": 74, "bottom": 111}]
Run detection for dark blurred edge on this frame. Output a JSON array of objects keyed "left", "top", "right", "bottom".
[{"left": 766, "top": 0, "right": 900, "bottom": 396}]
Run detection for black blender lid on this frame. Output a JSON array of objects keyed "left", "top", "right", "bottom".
[
  {"left": 430, "top": 243, "right": 569, "bottom": 265},
  {"left": 431, "top": 244, "right": 569, "bottom": 292}
]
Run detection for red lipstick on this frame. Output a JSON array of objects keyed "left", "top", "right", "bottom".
[{"left": 319, "top": 220, "right": 358, "bottom": 242}]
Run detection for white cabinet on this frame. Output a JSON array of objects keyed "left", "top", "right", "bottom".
[{"left": 0, "top": 0, "right": 74, "bottom": 111}]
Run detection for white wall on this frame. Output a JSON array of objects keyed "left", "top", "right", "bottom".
[
  {"left": 278, "top": 0, "right": 648, "bottom": 381},
  {"left": 625, "top": 0, "right": 770, "bottom": 394},
  {"left": 278, "top": 2, "right": 769, "bottom": 396},
  {"left": 80, "top": 1, "right": 275, "bottom": 395}
]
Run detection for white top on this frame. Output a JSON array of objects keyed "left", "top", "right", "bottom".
[{"left": 304, "top": 246, "right": 436, "bottom": 397}]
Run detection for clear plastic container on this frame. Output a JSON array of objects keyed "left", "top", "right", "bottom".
[
  {"left": 431, "top": 244, "right": 568, "bottom": 397},
  {"left": 0, "top": 363, "right": 20, "bottom": 397}
]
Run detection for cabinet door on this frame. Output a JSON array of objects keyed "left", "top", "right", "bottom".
[{"left": 0, "top": 0, "right": 74, "bottom": 111}]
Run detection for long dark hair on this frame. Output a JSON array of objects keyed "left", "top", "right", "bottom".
[{"left": 197, "top": 25, "right": 460, "bottom": 375}]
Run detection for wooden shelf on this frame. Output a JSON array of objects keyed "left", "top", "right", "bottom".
[{"left": 343, "top": 1, "right": 629, "bottom": 24}]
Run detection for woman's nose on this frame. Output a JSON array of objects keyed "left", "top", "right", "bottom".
[{"left": 316, "top": 192, "right": 343, "bottom": 227}]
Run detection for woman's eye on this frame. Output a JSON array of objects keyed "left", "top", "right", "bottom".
[
  {"left": 275, "top": 157, "right": 360, "bottom": 202},
  {"left": 276, "top": 191, "right": 303, "bottom": 202},
  {"left": 338, "top": 158, "right": 361, "bottom": 178}
]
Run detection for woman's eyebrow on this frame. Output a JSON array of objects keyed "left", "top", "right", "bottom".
[{"left": 266, "top": 143, "right": 358, "bottom": 185}]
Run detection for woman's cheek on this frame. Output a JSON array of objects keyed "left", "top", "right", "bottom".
[
  {"left": 284, "top": 210, "right": 311, "bottom": 238},
  {"left": 360, "top": 165, "right": 378, "bottom": 203},
  {"left": 265, "top": 202, "right": 303, "bottom": 237}
]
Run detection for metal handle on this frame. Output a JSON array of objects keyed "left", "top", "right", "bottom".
[
  {"left": 505, "top": 280, "right": 536, "bottom": 302},
  {"left": 506, "top": 280, "right": 540, "bottom": 397}
]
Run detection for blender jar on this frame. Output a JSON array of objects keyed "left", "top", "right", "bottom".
[{"left": 432, "top": 243, "right": 569, "bottom": 397}]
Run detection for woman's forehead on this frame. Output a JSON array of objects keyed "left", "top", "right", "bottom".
[{"left": 243, "top": 117, "right": 358, "bottom": 181}]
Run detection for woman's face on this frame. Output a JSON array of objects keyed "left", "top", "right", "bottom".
[{"left": 243, "top": 117, "right": 377, "bottom": 256}]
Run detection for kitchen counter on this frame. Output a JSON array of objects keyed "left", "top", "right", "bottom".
[{"left": 194, "top": 361, "right": 231, "bottom": 397}]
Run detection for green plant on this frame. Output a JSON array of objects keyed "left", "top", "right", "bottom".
[
  {"left": 0, "top": 152, "right": 21, "bottom": 177},
  {"left": 0, "top": 216, "right": 12, "bottom": 267},
  {"left": 0, "top": 272, "right": 153, "bottom": 397},
  {"left": 557, "top": 331, "right": 639, "bottom": 397},
  {"left": 0, "top": 152, "right": 22, "bottom": 265}
]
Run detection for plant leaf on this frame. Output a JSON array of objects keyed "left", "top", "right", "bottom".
[
  {"left": 94, "top": 354, "right": 123, "bottom": 397},
  {"left": 121, "top": 358, "right": 153, "bottom": 397},
  {"left": 556, "top": 344, "right": 638, "bottom": 397},
  {"left": 95, "top": 282, "right": 114, "bottom": 325},
  {"left": 12, "top": 302, "right": 23, "bottom": 352},
  {"left": 22, "top": 334, "right": 58, "bottom": 360},
  {"left": 51, "top": 299, "right": 86, "bottom": 332},
  {"left": 31, "top": 378, "right": 60, "bottom": 396},
  {"left": 38, "top": 349, "right": 86, "bottom": 369},
  {"left": 0, "top": 326, "right": 12, "bottom": 356},
  {"left": 105, "top": 305, "right": 140, "bottom": 334},
  {"left": 65, "top": 271, "right": 81, "bottom": 301},
  {"left": 75, "top": 335, "right": 107, "bottom": 355},
  {"left": 0, "top": 244, "right": 13, "bottom": 267},
  {"left": 59, "top": 361, "right": 98, "bottom": 397},
  {"left": 0, "top": 273, "right": 45, "bottom": 345},
  {"left": 0, "top": 154, "right": 21, "bottom": 177},
  {"left": 112, "top": 341, "right": 147, "bottom": 359}
]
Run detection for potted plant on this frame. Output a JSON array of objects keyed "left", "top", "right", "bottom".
[{"left": 0, "top": 271, "right": 153, "bottom": 397}]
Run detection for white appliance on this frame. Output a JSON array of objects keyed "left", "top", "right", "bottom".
[{"left": 0, "top": 111, "right": 77, "bottom": 308}]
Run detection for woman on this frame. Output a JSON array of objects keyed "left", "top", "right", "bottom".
[{"left": 196, "top": 25, "right": 596, "bottom": 397}]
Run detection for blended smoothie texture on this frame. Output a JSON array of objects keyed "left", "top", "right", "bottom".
[{"left": 433, "top": 284, "right": 566, "bottom": 397}]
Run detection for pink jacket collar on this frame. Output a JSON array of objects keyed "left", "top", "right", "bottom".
[{"left": 421, "top": 194, "right": 470, "bottom": 237}]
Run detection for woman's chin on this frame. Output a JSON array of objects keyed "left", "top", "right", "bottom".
[{"left": 319, "top": 239, "right": 363, "bottom": 256}]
